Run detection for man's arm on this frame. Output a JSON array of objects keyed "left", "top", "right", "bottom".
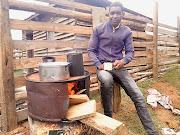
[{"left": 88, "top": 27, "right": 103, "bottom": 69}]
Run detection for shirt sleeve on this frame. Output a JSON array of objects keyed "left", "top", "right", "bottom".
[
  {"left": 123, "top": 31, "right": 134, "bottom": 64},
  {"left": 87, "top": 27, "right": 102, "bottom": 67}
]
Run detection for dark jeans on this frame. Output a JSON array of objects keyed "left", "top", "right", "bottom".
[{"left": 97, "top": 67, "right": 159, "bottom": 135}]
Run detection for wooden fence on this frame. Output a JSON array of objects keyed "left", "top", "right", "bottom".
[{"left": 0, "top": 0, "right": 180, "bottom": 131}]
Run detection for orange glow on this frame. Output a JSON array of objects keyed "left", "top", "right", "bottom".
[{"left": 68, "top": 82, "right": 79, "bottom": 95}]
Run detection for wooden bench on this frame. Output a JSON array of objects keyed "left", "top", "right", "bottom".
[{"left": 98, "top": 81, "right": 121, "bottom": 113}]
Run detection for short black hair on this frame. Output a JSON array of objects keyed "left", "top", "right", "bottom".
[{"left": 109, "top": 2, "right": 124, "bottom": 12}]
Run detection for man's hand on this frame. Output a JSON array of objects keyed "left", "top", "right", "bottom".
[
  {"left": 97, "top": 64, "right": 104, "bottom": 70},
  {"left": 113, "top": 59, "right": 126, "bottom": 70}
]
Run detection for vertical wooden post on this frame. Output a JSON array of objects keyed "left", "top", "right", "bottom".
[
  {"left": 113, "top": 82, "right": 121, "bottom": 113},
  {"left": 26, "top": 32, "right": 34, "bottom": 74},
  {"left": 47, "top": 31, "right": 55, "bottom": 55},
  {"left": 0, "top": 0, "right": 17, "bottom": 131},
  {"left": 153, "top": 0, "right": 158, "bottom": 79},
  {"left": 92, "top": 7, "right": 105, "bottom": 28},
  {"left": 177, "top": 16, "right": 180, "bottom": 61}
]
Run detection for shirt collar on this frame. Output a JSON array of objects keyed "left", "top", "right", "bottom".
[{"left": 108, "top": 21, "right": 121, "bottom": 30}]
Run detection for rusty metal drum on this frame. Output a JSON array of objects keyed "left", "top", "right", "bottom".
[{"left": 25, "top": 72, "right": 69, "bottom": 122}]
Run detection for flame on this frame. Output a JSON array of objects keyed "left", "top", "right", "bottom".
[{"left": 68, "top": 82, "right": 79, "bottom": 95}]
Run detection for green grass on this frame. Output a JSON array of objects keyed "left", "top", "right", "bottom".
[
  {"left": 159, "top": 68, "right": 180, "bottom": 90},
  {"left": 91, "top": 93, "right": 101, "bottom": 102},
  {"left": 14, "top": 69, "right": 24, "bottom": 77}
]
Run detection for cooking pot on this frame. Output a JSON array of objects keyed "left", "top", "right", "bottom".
[
  {"left": 67, "top": 53, "right": 84, "bottom": 77},
  {"left": 39, "top": 62, "right": 70, "bottom": 81},
  {"left": 42, "top": 56, "right": 55, "bottom": 63}
]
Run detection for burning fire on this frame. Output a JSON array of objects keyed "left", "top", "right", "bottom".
[{"left": 68, "top": 82, "right": 79, "bottom": 95}]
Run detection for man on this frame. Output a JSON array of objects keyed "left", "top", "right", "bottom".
[{"left": 88, "top": 2, "right": 159, "bottom": 135}]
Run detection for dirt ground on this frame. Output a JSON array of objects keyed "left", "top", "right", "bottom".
[
  {"left": 152, "top": 82, "right": 180, "bottom": 130},
  {"left": 1, "top": 82, "right": 180, "bottom": 135},
  {"left": 96, "top": 81, "right": 180, "bottom": 135}
]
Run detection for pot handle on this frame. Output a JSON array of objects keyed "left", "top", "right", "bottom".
[{"left": 65, "top": 64, "right": 70, "bottom": 71}]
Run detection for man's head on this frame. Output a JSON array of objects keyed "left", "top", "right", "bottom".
[{"left": 109, "top": 2, "right": 124, "bottom": 28}]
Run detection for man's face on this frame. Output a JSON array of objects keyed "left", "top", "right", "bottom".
[{"left": 109, "top": 6, "right": 124, "bottom": 28}]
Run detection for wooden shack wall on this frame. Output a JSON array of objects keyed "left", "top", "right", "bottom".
[
  {"left": 11, "top": 0, "right": 180, "bottom": 98},
  {"left": 0, "top": 0, "right": 180, "bottom": 131}
]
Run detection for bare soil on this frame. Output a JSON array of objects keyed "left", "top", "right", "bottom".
[{"left": 152, "top": 82, "right": 180, "bottom": 130}]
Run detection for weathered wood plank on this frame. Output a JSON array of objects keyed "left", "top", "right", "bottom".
[
  {"left": 92, "top": 7, "right": 105, "bottom": 28},
  {"left": 124, "top": 12, "right": 152, "bottom": 24},
  {"left": 132, "top": 31, "right": 153, "bottom": 40},
  {"left": 10, "top": 19, "right": 92, "bottom": 35},
  {"left": 0, "top": 108, "right": 28, "bottom": 128},
  {"left": 14, "top": 76, "right": 25, "bottom": 89},
  {"left": 69, "top": 94, "right": 89, "bottom": 106},
  {"left": 146, "top": 26, "right": 178, "bottom": 37},
  {"left": 66, "top": 100, "right": 96, "bottom": 121},
  {"left": 133, "top": 41, "right": 153, "bottom": 47},
  {"left": 20, "top": 40, "right": 85, "bottom": 51},
  {"left": 158, "top": 37, "right": 179, "bottom": 43},
  {"left": 9, "top": 0, "right": 92, "bottom": 21},
  {"left": 0, "top": 0, "right": 17, "bottom": 131},
  {"left": 80, "top": 112, "right": 124, "bottom": 135},
  {"left": 125, "top": 58, "right": 153, "bottom": 67},
  {"left": 177, "top": 16, "right": 180, "bottom": 57},
  {"left": 158, "top": 22, "right": 177, "bottom": 31},
  {"left": 36, "top": 0, "right": 93, "bottom": 12},
  {"left": 13, "top": 40, "right": 153, "bottom": 51},
  {"left": 153, "top": 0, "right": 158, "bottom": 79},
  {"left": 13, "top": 53, "right": 90, "bottom": 70}
]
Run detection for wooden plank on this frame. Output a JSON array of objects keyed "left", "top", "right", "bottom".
[
  {"left": 66, "top": 100, "right": 96, "bottom": 121},
  {"left": 146, "top": 26, "right": 178, "bottom": 37},
  {"left": 36, "top": 0, "right": 93, "bottom": 12},
  {"left": 14, "top": 76, "right": 25, "bottom": 89},
  {"left": 122, "top": 20, "right": 146, "bottom": 28},
  {"left": 158, "top": 56, "right": 179, "bottom": 63},
  {"left": 16, "top": 108, "right": 28, "bottom": 122},
  {"left": 159, "top": 50, "right": 179, "bottom": 56},
  {"left": 133, "top": 41, "right": 153, "bottom": 48},
  {"left": 84, "top": 66, "right": 96, "bottom": 74},
  {"left": 13, "top": 40, "right": 153, "bottom": 51},
  {"left": 158, "top": 37, "right": 179, "bottom": 43},
  {"left": 0, "top": 0, "right": 17, "bottom": 131},
  {"left": 132, "top": 31, "right": 153, "bottom": 40},
  {"left": 80, "top": 112, "right": 124, "bottom": 135},
  {"left": 158, "top": 58, "right": 180, "bottom": 66},
  {"left": 13, "top": 56, "right": 66, "bottom": 70},
  {"left": 177, "top": 16, "right": 180, "bottom": 57},
  {"left": 15, "top": 91, "right": 27, "bottom": 102},
  {"left": 69, "top": 94, "right": 89, "bottom": 106},
  {"left": 90, "top": 76, "right": 98, "bottom": 84},
  {"left": 158, "top": 22, "right": 177, "bottom": 31},
  {"left": 10, "top": 19, "right": 92, "bottom": 35},
  {"left": 124, "top": 12, "right": 152, "bottom": 24},
  {"left": 9, "top": 0, "right": 92, "bottom": 21},
  {"left": 153, "top": 0, "right": 158, "bottom": 79},
  {"left": 125, "top": 58, "right": 153, "bottom": 67},
  {"left": 0, "top": 108, "right": 28, "bottom": 127},
  {"left": 13, "top": 57, "right": 152, "bottom": 71},
  {"left": 13, "top": 53, "right": 90, "bottom": 70},
  {"left": 134, "top": 50, "right": 153, "bottom": 57}
]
